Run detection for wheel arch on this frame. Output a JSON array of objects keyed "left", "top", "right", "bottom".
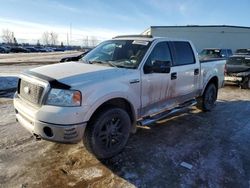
[
  {"left": 202, "top": 76, "right": 219, "bottom": 96},
  {"left": 87, "top": 97, "right": 137, "bottom": 133}
]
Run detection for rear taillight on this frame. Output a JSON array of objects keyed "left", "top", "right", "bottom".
[{"left": 224, "top": 64, "right": 227, "bottom": 75}]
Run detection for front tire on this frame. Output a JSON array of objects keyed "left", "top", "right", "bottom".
[
  {"left": 241, "top": 76, "right": 250, "bottom": 89},
  {"left": 197, "top": 83, "right": 218, "bottom": 111},
  {"left": 83, "top": 107, "right": 131, "bottom": 159}
]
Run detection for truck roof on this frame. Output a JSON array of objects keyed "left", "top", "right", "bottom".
[
  {"left": 113, "top": 35, "right": 155, "bottom": 41},
  {"left": 112, "top": 35, "right": 191, "bottom": 42},
  {"left": 202, "top": 48, "right": 231, "bottom": 50}
]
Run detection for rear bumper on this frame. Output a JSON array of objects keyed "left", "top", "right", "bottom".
[{"left": 224, "top": 76, "right": 243, "bottom": 82}]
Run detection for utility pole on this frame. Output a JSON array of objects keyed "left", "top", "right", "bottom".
[
  {"left": 67, "top": 32, "right": 69, "bottom": 46},
  {"left": 70, "top": 23, "right": 72, "bottom": 45}
]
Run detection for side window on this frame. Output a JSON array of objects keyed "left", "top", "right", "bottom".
[
  {"left": 144, "top": 42, "right": 172, "bottom": 73},
  {"left": 220, "top": 49, "right": 227, "bottom": 57},
  {"left": 227, "top": 49, "right": 233, "bottom": 57},
  {"left": 172, "top": 41, "right": 195, "bottom": 66}
]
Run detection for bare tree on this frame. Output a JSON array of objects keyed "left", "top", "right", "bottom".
[
  {"left": 50, "top": 32, "right": 58, "bottom": 46},
  {"left": 13, "top": 36, "right": 18, "bottom": 45},
  {"left": 37, "top": 40, "right": 41, "bottom": 46},
  {"left": 90, "top": 36, "right": 98, "bottom": 47},
  {"left": 82, "top": 36, "right": 89, "bottom": 47},
  {"left": 42, "top": 31, "right": 50, "bottom": 45},
  {"left": 42, "top": 31, "right": 58, "bottom": 46},
  {"left": 2, "top": 29, "right": 15, "bottom": 44}
]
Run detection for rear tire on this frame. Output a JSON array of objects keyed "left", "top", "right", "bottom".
[
  {"left": 241, "top": 76, "right": 250, "bottom": 89},
  {"left": 83, "top": 107, "right": 131, "bottom": 159},
  {"left": 197, "top": 83, "right": 217, "bottom": 111}
]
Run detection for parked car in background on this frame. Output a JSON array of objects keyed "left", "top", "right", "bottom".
[
  {"left": 45, "top": 47, "right": 54, "bottom": 52},
  {"left": 53, "top": 47, "right": 65, "bottom": 52},
  {"left": 25, "top": 47, "right": 40, "bottom": 52},
  {"left": 60, "top": 50, "right": 91, "bottom": 62},
  {"left": 225, "top": 54, "right": 250, "bottom": 89},
  {"left": 0, "top": 46, "right": 10, "bottom": 53},
  {"left": 34, "top": 46, "right": 49, "bottom": 52},
  {"left": 199, "top": 48, "right": 233, "bottom": 60},
  {"left": 235, "top": 48, "right": 250, "bottom": 55},
  {"left": 10, "top": 46, "right": 30, "bottom": 53}
]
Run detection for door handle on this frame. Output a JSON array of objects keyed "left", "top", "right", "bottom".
[
  {"left": 129, "top": 79, "right": 140, "bottom": 84},
  {"left": 171, "top": 72, "right": 177, "bottom": 80},
  {"left": 194, "top": 69, "right": 199, "bottom": 75}
]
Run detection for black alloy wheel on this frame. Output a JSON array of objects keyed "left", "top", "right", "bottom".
[{"left": 84, "top": 107, "right": 131, "bottom": 159}]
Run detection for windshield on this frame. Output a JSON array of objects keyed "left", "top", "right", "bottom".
[
  {"left": 81, "top": 40, "right": 151, "bottom": 69},
  {"left": 199, "top": 49, "right": 221, "bottom": 58}
]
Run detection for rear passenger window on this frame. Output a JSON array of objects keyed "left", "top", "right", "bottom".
[{"left": 172, "top": 41, "right": 195, "bottom": 66}]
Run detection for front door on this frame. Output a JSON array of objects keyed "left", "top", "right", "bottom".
[{"left": 140, "top": 41, "right": 173, "bottom": 117}]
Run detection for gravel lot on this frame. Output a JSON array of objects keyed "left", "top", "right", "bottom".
[{"left": 0, "top": 54, "right": 250, "bottom": 187}]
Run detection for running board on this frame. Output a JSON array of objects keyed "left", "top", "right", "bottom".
[{"left": 138, "top": 99, "right": 197, "bottom": 126}]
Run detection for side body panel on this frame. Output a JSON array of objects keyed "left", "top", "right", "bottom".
[
  {"left": 139, "top": 39, "right": 201, "bottom": 118},
  {"left": 168, "top": 41, "right": 201, "bottom": 103},
  {"left": 200, "top": 60, "right": 226, "bottom": 95}
]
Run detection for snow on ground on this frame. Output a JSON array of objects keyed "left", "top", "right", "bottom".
[
  {"left": 0, "top": 76, "right": 18, "bottom": 90},
  {"left": 0, "top": 51, "right": 81, "bottom": 96},
  {"left": 0, "top": 51, "right": 81, "bottom": 64}
]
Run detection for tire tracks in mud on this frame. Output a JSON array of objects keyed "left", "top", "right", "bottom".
[
  {"left": 0, "top": 135, "right": 34, "bottom": 150},
  {"left": 20, "top": 143, "right": 132, "bottom": 187}
]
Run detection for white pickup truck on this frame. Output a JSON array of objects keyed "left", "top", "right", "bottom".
[{"left": 14, "top": 36, "right": 225, "bottom": 159}]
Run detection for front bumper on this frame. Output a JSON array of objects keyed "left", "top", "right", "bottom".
[{"left": 14, "top": 94, "right": 87, "bottom": 143}]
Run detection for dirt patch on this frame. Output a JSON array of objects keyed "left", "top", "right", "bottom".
[{"left": 0, "top": 75, "right": 250, "bottom": 187}]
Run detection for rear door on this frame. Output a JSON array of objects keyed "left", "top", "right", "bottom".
[{"left": 168, "top": 41, "right": 200, "bottom": 103}]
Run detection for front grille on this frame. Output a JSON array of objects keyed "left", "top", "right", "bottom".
[{"left": 19, "top": 79, "right": 44, "bottom": 104}]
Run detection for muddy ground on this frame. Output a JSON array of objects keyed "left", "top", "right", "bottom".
[{"left": 0, "top": 55, "right": 250, "bottom": 188}]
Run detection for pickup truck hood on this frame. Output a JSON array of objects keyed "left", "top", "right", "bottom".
[{"left": 27, "top": 62, "right": 134, "bottom": 87}]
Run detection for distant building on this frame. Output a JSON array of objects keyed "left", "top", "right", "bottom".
[{"left": 142, "top": 25, "right": 250, "bottom": 53}]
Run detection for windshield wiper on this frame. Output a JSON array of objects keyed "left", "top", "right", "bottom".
[
  {"left": 89, "top": 60, "right": 118, "bottom": 68},
  {"left": 107, "top": 61, "right": 118, "bottom": 68},
  {"left": 80, "top": 58, "right": 90, "bottom": 64},
  {"left": 89, "top": 60, "right": 103, "bottom": 64}
]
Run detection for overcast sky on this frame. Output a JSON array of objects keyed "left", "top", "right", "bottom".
[{"left": 0, "top": 0, "right": 250, "bottom": 45}]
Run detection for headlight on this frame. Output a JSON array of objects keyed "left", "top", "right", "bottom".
[{"left": 46, "top": 88, "right": 81, "bottom": 107}]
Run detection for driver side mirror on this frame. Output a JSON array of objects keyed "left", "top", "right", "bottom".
[
  {"left": 144, "top": 60, "right": 171, "bottom": 74},
  {"left": 152, "top": 60, "right": 171, "bottom": 73}
]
